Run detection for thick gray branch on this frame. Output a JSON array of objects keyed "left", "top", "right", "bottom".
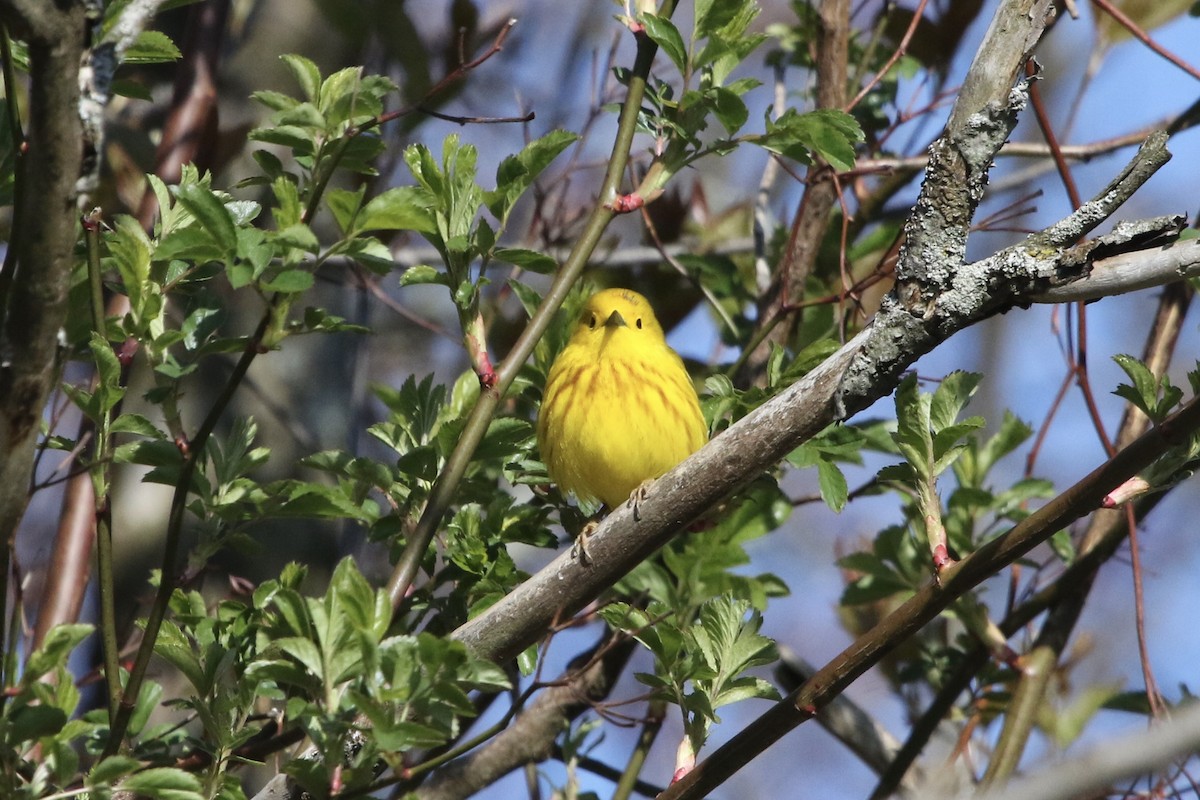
[
  {"left": 1034, "top": 237, "right": 1200, "bottom": 302},
  {"left": 835, "top": 133, "right": 1173, "bottom": 417},
  {"left": 962, "top": 700, "right": 1200, "bottom": 800},
  {"left": 946, "top": 0, "right": 1055, "bottom": 132}
]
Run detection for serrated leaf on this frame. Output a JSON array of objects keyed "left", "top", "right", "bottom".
[
  {"left": 493, "top": 247, "right": 557, "bottom": 274},
  {"left": 816, "top": 459, "right": 848, "bottom": 512},
  {"left": 25, "top": 623, "right": 93, "bottom": 680},
  {"left": 643, "top": 14, "right": 688, "bottom": 72},
  {"left": 281, "top": 54, "right": 321, "bottom": 102},
  {"left": 175, "top": 184, "right": 237, "bottom": 256},
  {"left": 711, "top": 86, "right": 749, "bottom": 134},
  {"left": 122, "top": 30, "right": 181, "bottom": 64},
  {"left": 485, "top": 130, "right": 577, "bottom": 221},
  {"left": 276, "top": 636, "right": 324, "bottom": 681},
  {"left": 111, "top": 413, "right": 164, "bottom": 438},
  {"left": 274, "top": 223, "right": 319, "bottom": 253},
  {"left": 929, "top": 372, "right": 980, "bottom": 431},
  {"left": 260, "top": 269, "right": 314, "bottom": 293},
  {"left": 399, "top": 265, "right": 447, "bottom": 287},
  {"left": 120, "top": 767, "right": 203, "bottom": 800},
  {"left": 88, "top": 756, "right": 143, "bottom": 787},
  {"left": 760, "top": 108, "right": 863, "bottom": 171},
  {"left": 249, "top": 124, "right": 317, "bottom": 156},
  {"left": 358, "top": 186, "right": 436, "bottom": 233},
  {"left": 696, "top": 0, "right": 744, "bottom": 34},
  {"left": 325, "top": 186, "right": 365, "bottom": 235},
  {"left": 252, "top": 89, "right": 299, "bottom": 113}
]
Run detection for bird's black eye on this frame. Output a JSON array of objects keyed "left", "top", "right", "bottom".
[
  {"left": 587, "top": 314, "right": 597, "bottom": 329},
  {"left": 636, "top": 318, "right": 643, "bottom": 329}
]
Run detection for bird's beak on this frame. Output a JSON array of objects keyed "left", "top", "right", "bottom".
[{"left": 603, "top": 310, "right": 627, "bottom": 328}]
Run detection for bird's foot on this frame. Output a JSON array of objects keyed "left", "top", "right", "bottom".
[
  {"left": 626, "top": 479, "right": 656, "bottom": 521},
  {"left": 571, "top": 521, "right": 599, "bottom": 566}
]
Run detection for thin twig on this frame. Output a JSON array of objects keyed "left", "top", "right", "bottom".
[{"left": 1090, "top": 0, "right": 1200, "bottom": 82}]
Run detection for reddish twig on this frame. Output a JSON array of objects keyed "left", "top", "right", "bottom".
[
  {"left": 845, "top": 0, "right": 928, "bottom": 111},
  {"left": 1090, "top": 0, "right": 1200, "bottom": 82},
  {"left": 415, "top": 106, "right": 535, "bottom": 126},
  {"left": 373, "top": 19, "right": 519, "bottom": 129}
]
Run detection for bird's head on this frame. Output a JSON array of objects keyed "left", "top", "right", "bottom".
[{"left": 569, "top": 288, "right": 667, "bottom": 352}]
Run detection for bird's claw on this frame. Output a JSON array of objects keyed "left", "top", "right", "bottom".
[
  {"left": 626, "top": 479, "right": 655, "bottom": 521},
  {"left": 572, "top": 521, "right": 599, "bottom": 566}
]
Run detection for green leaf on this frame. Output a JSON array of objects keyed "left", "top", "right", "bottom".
[
  {"left": 249, "top": 124, "right": 317, "bottom": 155},
  {"left": 281, "top": 54, "right": 322, "bottom": 102},
  {"left": 112, "top": 78, "right": 153, "bottom": 101},
  {"left": 711, "top": 86, "right": 749, "bottom": 134},
  {"left": 276, "top": 636, "right": 325, "bottom": 682},
  {"left": 7, "top": 705, "right": 68, "bottom": 743},
  {"left": 122, "top": 30, "right": 181, "bottom": 64},
  {"left": 273, "top": 223, "right": 319, "bottom": 254},
  {"left": 492, "top": 247, "right": 557, "bottom": 274},
  {"left": 484, "top": 130, "right": 577, "bottom": 222},
  {"left": 929, "top": 371, "right": 981, "bottom": 432},
  {"left": 260, "top": 269, "right": 314, "bottom": 293},
  {"left": 759, "top": 108, "right": 863, "bottom": 171},
  {"left": 1103, "top": 690, "right": 1155, "bottom": 715},
  {"left": 399, "top": 265, "right": 448, "bottom": 287},
  {"left": 841, "top": 573, "right": 911, "bottom": 605},
  {"left": 88, "top": 333, "right": 126, "bottom": 415},
  {"left": 1113, "top": 353, "right": 1180, "bottom": 421},
  {"left": 816, "top": 459, "right": 848, "bottom": 512},
  {"left": 175, "top": 184, "right": 238, "bottom": 257},
  {"left": 643, "top": 14, "right": 688, "bottom": 72},
  {"left": 111, "top": 412, "right": 163, "bottom": 438},
  {"left": 1048, "top": 528, "right": 1075, "bottom": 563},
  {"left": 326, "top": 186, "right": 366, "bottom": 235},
  {"left": 24, "top": 623, "right": 93, "bottom": 681},
  {"left": 892, "top": 374, "right": 932, "bottom": 481},
  {"left": 696, "top": 0, "right": 744, "bottom": 34},
  {"left": 357, "top": 186, "right": 437, "bottom": 233},
  {"left": 120, "top": 767, "right": 204, "bottom": 800},
  {"left": 251, "top": 89, "right": 299, "bottom": 113},
  {"left": 88, "top": 756, "right": 143, "bottom": 787},
  {"left": 108, "top": 215, "right": 153, "bottom": 319}
]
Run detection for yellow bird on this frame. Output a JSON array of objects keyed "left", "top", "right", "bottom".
[{"left": 537, "top": 288, "right": 707, "bottom": 511}]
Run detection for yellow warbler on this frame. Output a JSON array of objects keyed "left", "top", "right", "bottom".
[{"left": 537, "top": 288, "right": 707, "bottom": 509}]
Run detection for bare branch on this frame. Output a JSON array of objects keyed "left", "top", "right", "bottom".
[
  {"left": 413, "top": 638, "right": 634, "bottom": 800},
  {"left": 963, "top": 700, "right": 1200, "bottom": 800},
  {"left": 0, "top": 3, "right": 87, "bottom": 599},
  {"left": 1033, "top": 236, "right": 1200, "bottom": 302}
]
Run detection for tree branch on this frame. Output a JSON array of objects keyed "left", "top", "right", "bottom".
[
  {"left": 0, "top": 3, "right": 87, "bottom": 637},
  {"left": 1032, "top": 236, "right": 1200, "bottom": 302},
  {"left": 963, "top": 699, "right": 1200, "bottom": 800},
  {"left": 742, "top": 0, "right": 850, "bottom": 382},
  {"left": 413, "top": 636, "right": 635, "bottom": 800}
]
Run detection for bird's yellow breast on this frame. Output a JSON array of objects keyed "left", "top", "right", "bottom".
[{"left": 537, "top": 289, "right": 707, "bottom": 508}]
